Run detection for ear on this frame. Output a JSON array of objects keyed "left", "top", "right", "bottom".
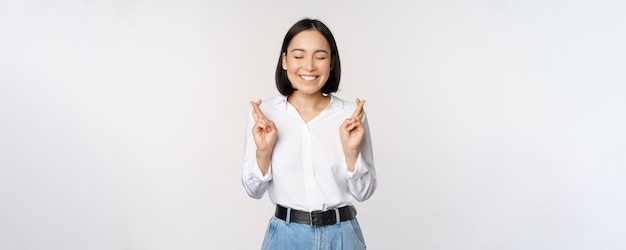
[{"left": 281, "top": 52, "right": 287, "bottom": 70}]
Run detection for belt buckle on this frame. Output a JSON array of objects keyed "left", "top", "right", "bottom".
[{"left": 310, "top": 210, "right": 323, "bottom": 228}]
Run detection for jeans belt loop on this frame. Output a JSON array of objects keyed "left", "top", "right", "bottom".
[
  {"left": 286, "top": 207, "right": 291, "bottom": 223},
  {"left": 334, "top": 208, "right": 340, "bottom": 225}
]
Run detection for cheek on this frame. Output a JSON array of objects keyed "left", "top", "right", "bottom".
[
  {"left": 318, "top": 61, "right": 332, "bottom": 72},
  {"left": 285, "top": 61, "right": 300, "bottom": 72}
]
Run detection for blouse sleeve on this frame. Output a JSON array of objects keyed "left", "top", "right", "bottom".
[
  {"left": 241, "top": 110, "right": 272, "bottom": 199},
  {"left": 344, "top": 112, "right": 377, "bottom": 201}
]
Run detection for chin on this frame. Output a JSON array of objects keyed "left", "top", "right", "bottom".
[{"left": 292, "top": 84, "right": 323, "bottom": 93}]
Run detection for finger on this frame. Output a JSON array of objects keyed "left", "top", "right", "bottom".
[
  {"left": 256, "top": 117, "right": 269, "bottom": 128},
  {"left": 340, "top": 118, "right": 356, "bottom": 131},
  {"left": 252, "top": 120, "right": 265, "bottom": 132},
  {"left": 259, "top": 117, "right": 270, "bottom": 128},
  {"left": 348, "top": 118, "right": 363, "bottom": 131},
  {"left": 265, "top": 120, "right": 275, "bottom": 132},
  {"left": 350, "top": 98, "right": 366, "bottom": 119},
  {"left": 340, "top": 118, "right": 352, "bottom": 131},
  {"left": 250, "top": 99, "right": 266, "bottom": 120},
  {"left": 254, "top": 117, "right": 276, "bottom": 133}
]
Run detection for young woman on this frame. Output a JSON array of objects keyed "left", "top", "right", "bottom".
[{"left": 242, "top": 18, "right": 377, "bottom": 250}]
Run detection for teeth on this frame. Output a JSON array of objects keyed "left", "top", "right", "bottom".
[{"left": 300, "top": 75, "right": 317, "bottom": 80}]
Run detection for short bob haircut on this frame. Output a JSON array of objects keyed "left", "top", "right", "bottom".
[{"left": 275, "top": 18, "right": 341, "bottom": 96}]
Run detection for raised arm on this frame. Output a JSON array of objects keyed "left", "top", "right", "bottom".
[
  {"left": 249, "top": 99, "right": 277, "bottom": 175},
  {"left": 339, "top": 98, "right": 366, "bottom": 172}
]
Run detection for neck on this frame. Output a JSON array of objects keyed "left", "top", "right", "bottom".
[{"left": 287, "top": 92, "right": 330, "bottom": 111}]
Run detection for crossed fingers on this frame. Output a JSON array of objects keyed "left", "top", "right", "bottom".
[
  {"left": 250, "top": 99, "right": 266, "bottom": 121},
  {"left": 351, "top": 98, "right": 366, "bottom": 121},
  {"left": 343, "top": 98, "right": 365, "bottom": 131},
  {"left": 250, "top": 99, "right": 276, "bottom": 134}
]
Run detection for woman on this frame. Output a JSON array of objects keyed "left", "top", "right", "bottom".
[{"left": 242, "top": 18, "right": 377, "bottom": 250}]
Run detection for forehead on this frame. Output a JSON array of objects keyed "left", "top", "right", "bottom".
[{"left": 288, "top": 30, "right": 330, "bottom": 51}]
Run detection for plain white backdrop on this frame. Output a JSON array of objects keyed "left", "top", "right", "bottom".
[{"left": 1, "top": 0, "right": 625, "bottom": 249}]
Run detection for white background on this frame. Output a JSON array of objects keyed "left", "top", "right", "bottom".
[{"left": 1, "top": 0, "right": 625, "bottom": 249}]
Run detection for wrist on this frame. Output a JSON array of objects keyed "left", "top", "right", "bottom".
[
  {"left": 342, "top": 148, "right": 359, "bottom": 159},
  {"left": 256, "top": 148, "right": 272, "bottom": 158}
]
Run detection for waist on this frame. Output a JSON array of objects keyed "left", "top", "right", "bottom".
[{"left": 274, "top": 204, "right": 357, "bottom": 228}]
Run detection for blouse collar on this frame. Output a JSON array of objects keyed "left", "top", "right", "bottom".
[{"left": 273, "top": 94, "right": 344, "bottom": 110}]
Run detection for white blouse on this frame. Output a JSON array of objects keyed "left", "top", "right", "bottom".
[{"left": 242, "top": 95, "right": 377, "bottom": 212}]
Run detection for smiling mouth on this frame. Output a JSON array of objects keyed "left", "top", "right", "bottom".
[{"left": 299, "top": 75, "right": 318, "bottom": 81}]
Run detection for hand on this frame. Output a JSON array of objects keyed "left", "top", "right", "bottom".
[
  {"left": 250, "top": 99, "right": 277, "bottom": 153},
  {"left": 340, "top": 98, "right": 366, "bottom": 155}
]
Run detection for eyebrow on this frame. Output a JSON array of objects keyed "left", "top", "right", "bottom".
[{"left": 290, "top": 48, "right": 330, "bottom": 54}]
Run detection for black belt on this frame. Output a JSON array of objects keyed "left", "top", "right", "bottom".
[{"left": 274, "top": 205, "right": 357, "bottom": 227}]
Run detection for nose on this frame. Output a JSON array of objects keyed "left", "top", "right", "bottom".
[{"left": 304, "top": 57, "right": 316, "bottom": 71}]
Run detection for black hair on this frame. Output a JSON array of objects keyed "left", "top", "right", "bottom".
[{"left": 275, "top": 18, "right": 341, "bottom": 96}]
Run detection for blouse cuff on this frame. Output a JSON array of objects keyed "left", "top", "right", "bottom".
[
  {"left": 345, "top": 153, "right": 369, "bottom": 179},
  {"left": 252, "top": 159, "right": 272, "bottom": 182}
]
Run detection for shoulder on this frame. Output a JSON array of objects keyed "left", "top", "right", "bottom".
[
  {"left": 330, "top": 95, "right": 357, "bottom": 111},
  {"left": 254, "top": 95, "right": 288, "bottom": 118},
  {"left": 259, "top": 95, "right": 287, "bottom": 108},
  {"left": 330, "top": 95, "right": 370, "bottom": 121},
  {"left": 266, "top": 95, "right": 286, "bottom": 103}
]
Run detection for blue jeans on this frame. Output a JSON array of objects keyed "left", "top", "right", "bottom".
[{"left": 261, "top": 216, "right": 367, "bottom": 250}]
